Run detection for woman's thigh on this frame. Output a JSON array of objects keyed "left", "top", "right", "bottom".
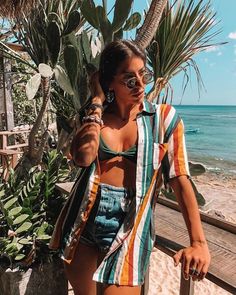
[
  {"left": 64, "top": 242, "right": 99, "bottom": 295},
  {"left": 102, "top": 284, "right": 141, "bottom": 295}
]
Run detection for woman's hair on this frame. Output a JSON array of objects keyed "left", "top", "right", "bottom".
[{"left": 99, "top": 39, "right": 146, "bottom": 94}]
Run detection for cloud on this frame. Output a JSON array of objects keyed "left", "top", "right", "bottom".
[
  {"left": 228, "top": 32, "right": 236, "bottom": 39},
  {"left": 205, "top": 46, "right": 222, "bottom": 56},
  {"left": 205, "top": 46, "right": 219, "bottom": 52}
]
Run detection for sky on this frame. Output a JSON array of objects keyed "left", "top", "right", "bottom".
[
  {"left": 104, "top": 0, "right": 236, "bottom": 106},
  {"left": 137, "top": 0, "right": 236, "bottom": 105}
]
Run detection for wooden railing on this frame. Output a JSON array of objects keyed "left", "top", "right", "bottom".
[
  {"left": 55, "top": 182, "right": 236, "bottom": 295},
  {"left": 0, "top": 128, "right": 30, "bottom": 179}
]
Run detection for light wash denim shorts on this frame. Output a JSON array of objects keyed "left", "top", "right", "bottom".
[{"left": 80, "top": 183, "right": 135, "bottom": 252}]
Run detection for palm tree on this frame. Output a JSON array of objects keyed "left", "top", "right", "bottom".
[
  {"left": 135, "top": 0, "right": 168, "bottom": 49},
  {"left": 146, "top": 0, "right": 226, "bottom": 103},
  {"left": 0, "top": 0, "right": 39, "bottom": 18}
]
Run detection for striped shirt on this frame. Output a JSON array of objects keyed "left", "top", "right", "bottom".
[{"left": 49, "top": 100, "right": 190, "bottom": 286}]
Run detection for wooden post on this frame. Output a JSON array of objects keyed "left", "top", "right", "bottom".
[
  {"left": 141, "top": 265, "right": 150, "bottom": 295},
  {"left": 180, "top": 273, "right": 194, "bottom": 295},
  {"left": 0, "top": 51, "right": 14, "bottom": 131}
]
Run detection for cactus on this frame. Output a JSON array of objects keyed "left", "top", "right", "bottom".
[
  {"left": 46, "top": 20, "right": 62, "bottom": 67},
  {"left": 64, "top": 45, "right": 78, "bottom": 88},
  {"left": 112, "top": 0, "right": 133, "bottom": 32},
  {"left": 63, "top": 10, "right": 81, "bottom": 35}
]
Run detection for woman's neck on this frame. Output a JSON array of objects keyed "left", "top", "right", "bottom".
[{"left": 110, "top": 100, "right": 143, "bottom": 121}]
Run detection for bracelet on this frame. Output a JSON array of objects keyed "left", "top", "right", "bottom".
[
  {"left": 82, "top": 115, "right": 104, "bottom": 126},
  {"left": 87, "top": 103, "right": 104, "bottom": 112}
]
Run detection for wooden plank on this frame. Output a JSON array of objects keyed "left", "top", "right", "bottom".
[
  {"left": 154, "top": 203, "right": 236, "bottom": 294},
  {"left": 157, "top": 196, "right": 236, "bottom": 234},
  {"left": 55, "top": 182, "right": 74, "bottom": 195}
]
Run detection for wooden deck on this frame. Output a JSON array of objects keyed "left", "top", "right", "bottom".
[
  {"left": 55, "top": 182, "right": 236, "bottom": 294},
  {"left": 155, "top": 200, "right": 236, "bottom": 294}
]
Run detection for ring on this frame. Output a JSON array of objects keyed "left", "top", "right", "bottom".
[{"left": 189, "top": 268, "right": 199, "bottom": 276}]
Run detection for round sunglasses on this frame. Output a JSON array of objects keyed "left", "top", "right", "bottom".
[{"left": 121, "top": 70, "right": 154, "bottom": 89}]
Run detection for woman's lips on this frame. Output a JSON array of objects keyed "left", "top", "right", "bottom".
[{"left": 132, "top": 90, "right": 144, "bottom": 97}]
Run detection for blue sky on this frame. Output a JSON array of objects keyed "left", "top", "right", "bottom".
[
  {"left": 134, "top": 0, "right": 236, "bottom": 105},
  {"left": 103, "top": 0, "right": 236, "bottom": 105}
]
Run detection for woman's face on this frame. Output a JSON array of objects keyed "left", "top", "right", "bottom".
[{"left": 109, "top": 55, "right": 147, "bottom": 105}]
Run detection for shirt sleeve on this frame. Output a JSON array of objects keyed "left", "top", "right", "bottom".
[{"left": 161, "top": 109, "right": 190, "bottom": 182}]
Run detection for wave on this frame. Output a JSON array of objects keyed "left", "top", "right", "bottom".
[{"left": 185, "top": 128, "right": 200, "bottom": 134}]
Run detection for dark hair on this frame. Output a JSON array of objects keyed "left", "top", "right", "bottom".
[{"left": 99, "top": 39, "right": 146, "bottom": 94}]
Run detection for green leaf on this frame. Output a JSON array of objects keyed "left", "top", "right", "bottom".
[
  {"left": 64, "top": 45, "right": 78, "bottom": 88},
  {"left": 63, "top": 10, "right": 81, "bottom": 35},
  {"left": 81, "top": 0, "right": 100, "bottom": 29},
  {"left": 38, "top": 63, "right": 53, "bottom": 78},
  {"left": 15, "top": 254, "right": 26, "bottom": 261},
  {"left": 4, "top": 197, "right": 18, "bottom": 210},
  {"left": 54, "top": 65, "right": 74, "bottom": 95},
  {"left": 15, "top": 222, "right": 32, "bottom": 234},
  {"left": 18, "top": 238, "right": 33, "bottom": 245},
  {"left": 112, "top": 0, "right": 133, "bottom": 32},
  {"left": 25, "top": 73, "right": 41, "bottom": 100},
  {"left": 46, "top": 20, "right": 62, "bottom": 67},
  {"left": 123, "top": 12, "right": 141, "bottom": 31},
  {"left": 9, "top": 207, "right": 22, "bottom": 216},
  {"left": 13, "top": 214, "right": 30, "bottom": 225},
  {"left": 36, "top": 234, "right": 51, "bottom": 240}
]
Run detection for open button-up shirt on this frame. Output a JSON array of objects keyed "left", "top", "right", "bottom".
[{"left": 49, "top": 100, "right": 190, "bottom": 286}]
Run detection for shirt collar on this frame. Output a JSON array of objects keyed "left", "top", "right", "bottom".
[{"left": 140, "top": 99, "right": 156, "bottom": 114}]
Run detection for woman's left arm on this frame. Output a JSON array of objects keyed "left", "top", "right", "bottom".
[{"left": 169, "top": 175, "right": 211, "bottom": 281}]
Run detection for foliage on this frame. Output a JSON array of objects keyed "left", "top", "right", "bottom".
[
  {"left": 0, "top": 150, "right": 70, "bottom": 268},
  {"left": 146, "top": 0, "right": 225, "bottom": 103},
  {"left": 81, "top": 0, "right": 141, "bottom": 44},
  {"left": 11, "top": 62, "right": 37, "bottom": 126}
]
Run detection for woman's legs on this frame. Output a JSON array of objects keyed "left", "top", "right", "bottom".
[{"left": 64, "top": 242, "right": 99, "bottom": 295}]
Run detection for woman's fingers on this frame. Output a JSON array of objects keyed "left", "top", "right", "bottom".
[
  {"left": 173, "top": 249, "right": 183, "bottom": 266},
  {"left": 182, "top": 253, "right": 191, "bottom": 280}
]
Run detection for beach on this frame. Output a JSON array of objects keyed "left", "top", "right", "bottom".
[{"left": 148, "top": 170, "right": 236, "bottom": 295}]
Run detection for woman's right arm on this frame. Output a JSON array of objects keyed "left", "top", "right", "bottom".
[
  {"left": 70, "top": 73, "right": 106, "bottom": 167},
  {"left": 70, "top": 96, "right": 103, "bottom": 167}
]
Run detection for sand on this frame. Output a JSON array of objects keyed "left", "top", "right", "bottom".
[{"left": 148, "top": 171, "right": 236, "bottom": 295}]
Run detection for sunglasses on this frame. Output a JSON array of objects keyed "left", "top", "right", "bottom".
[{"left": 121, "top": 70, "right": 154, "bottom": 89}]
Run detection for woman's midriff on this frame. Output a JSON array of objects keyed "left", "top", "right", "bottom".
[{"left": 100, "top": 157, "right": 136, "bottom": 188}]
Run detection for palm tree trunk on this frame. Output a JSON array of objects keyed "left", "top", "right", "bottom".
[
  {"left": 0, "top": 0, "right": 39, "bottom": 18},
  {"left": 135, "top": 0, "right": 168, "bottom": 49}
]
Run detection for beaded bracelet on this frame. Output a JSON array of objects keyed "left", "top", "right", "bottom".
[{"left": 82, "top": 115, "right": 104, "bottom": 126}]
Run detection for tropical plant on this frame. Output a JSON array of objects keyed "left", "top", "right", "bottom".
[
  {"left": 0, "top": 150, "right": 70, "bottom": 268},
  {"left": 146, "top": 0, "right": 225, "bottom": 103}
]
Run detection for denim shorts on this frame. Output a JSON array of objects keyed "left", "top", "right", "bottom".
[{"left": 80, "top": 183, "right": 135, "bottom": 253}]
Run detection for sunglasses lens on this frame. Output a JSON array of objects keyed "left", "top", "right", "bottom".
[
  {"left": 126, "top": 78, "right": 137, "bottom": 89},
  {"left": 143, "top": 73, "right": 153, "bottom": 84}
]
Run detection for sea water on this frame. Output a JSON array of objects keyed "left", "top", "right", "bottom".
[{"left": 174, "top": 105, "right": 236, "bottom": 175}]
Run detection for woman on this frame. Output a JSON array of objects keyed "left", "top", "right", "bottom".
[{"left": 50, "top": 40, "right": 210, "bottom": 295}]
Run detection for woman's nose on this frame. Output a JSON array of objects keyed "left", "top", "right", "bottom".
[{"left": 135, "top": 75, "right": 144, "bottom": 87}]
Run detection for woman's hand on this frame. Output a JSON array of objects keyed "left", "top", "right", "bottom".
[
  {"left": 90, "top": 71, "right": 106, "bottom": 104},
  {"left": 173, "top": 241, "right": 211, "bottom": 281}
]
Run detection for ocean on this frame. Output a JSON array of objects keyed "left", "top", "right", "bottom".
[{"left": 174, "top": 105, "right": 236, "bottom": 175}]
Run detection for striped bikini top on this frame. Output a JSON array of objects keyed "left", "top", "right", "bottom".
[{"left": 98, "top": 135, "right": 137, "bottom": 163}]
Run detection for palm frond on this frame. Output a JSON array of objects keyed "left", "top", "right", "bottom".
[{"left": 146, "top": 0, "right": 227, "bottom": 103}]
